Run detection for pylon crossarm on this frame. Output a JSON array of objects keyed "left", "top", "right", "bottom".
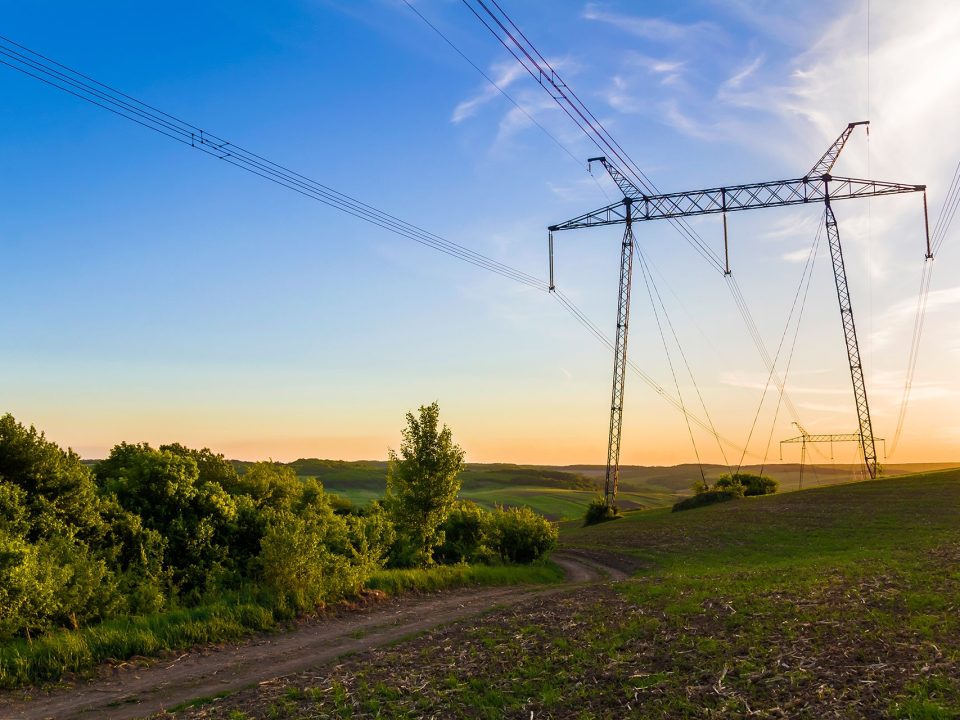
[
  {"left": 549, "top": 176, "right": 924, "bottom": 232},
  {"left": 588, "top": 157, "right": 641, "bottom": 200},
  {"left": 781, "top": 433, "right": 864, "bottom": 444},
  {"left": 808, "top": 121, "right": 869, "bottom": 178}
]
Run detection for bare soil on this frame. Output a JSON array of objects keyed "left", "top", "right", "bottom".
[{"left": 0, "top": 552, "right": 623, "bottom": 720}]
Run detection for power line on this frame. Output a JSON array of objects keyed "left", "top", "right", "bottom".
[
  {"left": 400, "top": 0, "right": 613, "bottom": 204},
  {"left": 637, "top": 247, "right": 732, "bottom": 474},
  {"left": 551, "top": 290, "right": 760, "bottom": 460},
  {"left": 462, "top": 0, "right": 728, "bottom": 274},
  {"left": 0, "top": 34, "right": 549, "bottom": 293},
  {"left": 736, "top": 215, "right": 823, "bottom": 472},
  {"left": 888, "top": 156, "right": 959, "bottom": 453},
  {"left": 636, "top": 247, "right": 708, "bottom": 485},
  {"left": 759, "top": 224, "right": 821, "bottom": 474},
  {"left": 931, "top": 157, "right": 960, "bottom": 254},
  {"left": 3, "top": 32, "right": 762, "bottom": 461},
  {"left": 725, "top": 275, "right": 804, "bottom": 427},
  {"left": 464, "top": 0, "right": 815, "bottom": 450},
  {"left": 401, "top": 0, "right": 580, "bottom": 169},
  {"left": 889, "top": 258, "right": 934, "bottom": 454}
]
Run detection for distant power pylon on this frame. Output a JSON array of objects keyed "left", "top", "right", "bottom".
[
  {"left": 549, "top": 122, "right": 930, "bottom": 502},
  {"left": 779, "top": 422, "right": 887, "bottom": 489}
]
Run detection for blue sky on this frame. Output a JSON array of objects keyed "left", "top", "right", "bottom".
[{"left": 2, "top": 1, "right": 958, "bottom": 465}]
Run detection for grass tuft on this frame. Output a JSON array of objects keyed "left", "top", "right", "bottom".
[
  {"left": 0, "top": 598, "right": 277, "bottom": 689},
  {"left": 365, "top": 560, "right": 563, "bottom": 595}
]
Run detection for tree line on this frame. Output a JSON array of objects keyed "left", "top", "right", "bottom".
[{"left": 0, "top": 403, "right": 556, "bottom": 641}]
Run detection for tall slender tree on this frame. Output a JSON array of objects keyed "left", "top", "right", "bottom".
[{"left": 386, "top": 402, "right": 464, "bottom": 566}]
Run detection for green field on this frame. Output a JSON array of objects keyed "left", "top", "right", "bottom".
[
  {"left": 269, "top": 460, "right": 682, "bottom": 519},
  {"left": 218, "top": 467, "right": 960, "bottom": 718},
  {"left": 262, "top": 457, "right": 959, "bottom": 520}
]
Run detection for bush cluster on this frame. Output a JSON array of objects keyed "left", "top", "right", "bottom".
[
  {"left": 0, "top": 411, "right": 557, "bottom": 642},
  {"left": 715, "top": 472, "right": 779, "bottom": 497},
  {"left": 0, "top": 415, "right": 396, "bottom": 639},
  {"left": 671, "top": 488, "right": 741, "bottom": 512},
  {"left": 583, "top": 495, "right": 620, "bottom": 526},
  {"left": 672, "top": 472, "right": 778, "bottom": 512},
  {"left": 435, "top": 501, "right": 557, "bottom": 565}
]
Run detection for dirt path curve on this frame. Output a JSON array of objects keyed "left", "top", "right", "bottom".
[{"left": 0, "top": 552, "right": 627, "bottom": 720}]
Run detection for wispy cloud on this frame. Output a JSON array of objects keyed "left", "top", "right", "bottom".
[
  {"left": 885, "top": 286, "right": 960, "bottom": 321},
  {"left": 660, "top": 99, "right": 716, "bottom": 141},
  {"left": 782, "top": 247, "right": 813, "bottom": 263},
  {"left": 582, "top": 3, "right": 715, "bottom": 42},
  {"left": 450, "top": 61, "right": 525, "bottom": 124},
  {"left": 870, "top": 285, "right": 960, "bottom": 350},
  {"left": 795, "top": 401, "right": 850, "bottom": 415},
  {"left": 623, "top": 52, "right": 687, "bottom": 85},
  {"left": 762, "top": 211, "right": 823, "bottom": 241},
  {"left": 722, "top": 54, "right": 765, "bottom": 91}
]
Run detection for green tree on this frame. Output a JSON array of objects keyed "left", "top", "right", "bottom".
[
  {"left": 257, "top": 490, "right": 385, "bottom": 612},
  {"left": 226, "top": 461, "right": 302, "bottom": 510},
  {"left": 95, "top": 443, "right": 237, "bottom": 593},
  {"left": 160, "top": 443, "right": 239, "bottom": 490},
  {"left": 0, "top": 414, "right": 105, "bottom": 542},
  {"left": 435, "top": 500, "right": 491, "bottom": 564},
  {"left": 487, "top": 506, "right": 558, "bottom": 564},
  {"left": 385, "top": 402, "right": 465, "bottom": 566}
]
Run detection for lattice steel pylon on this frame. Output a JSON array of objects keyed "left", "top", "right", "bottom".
[
  {"left": 780, "top": 422, "right": 887, "bottom": 488},
  {"left": 549, "top": 122, "right": 930, "bottom": 500}
]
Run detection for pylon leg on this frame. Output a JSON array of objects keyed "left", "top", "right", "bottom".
[
  {"left": 824, "top": 202, "right": 878, "bottom": 479},
  {"left": 604, "top": 202, "right": 634, "bottom": 501}
]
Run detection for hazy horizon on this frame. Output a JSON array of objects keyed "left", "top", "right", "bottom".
[{"left": 3, "top": 1, "right": 958, "bottom": 468}]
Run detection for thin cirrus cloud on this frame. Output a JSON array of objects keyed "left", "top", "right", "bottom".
[
  {"left": 718, "top": 53, "right": 766, "bottom": 98},
  {"left": 719, "top": 370, "right": 847, "bottom": 396},
  {"left": 870, "top": 286, "right": 960, "bottom": 351},
  {"left": 450, "top": 60, "right": 526, "bottom": 124},
  {"left": 581, "top": 3, "right": 716, "bottom": 42},
  {"left": 623, "top": 52, "right": 687, "bottom": 85}
]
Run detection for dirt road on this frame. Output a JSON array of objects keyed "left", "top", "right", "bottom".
[{"left": 0, "top": 552, "right": 627, "bottom": 720}]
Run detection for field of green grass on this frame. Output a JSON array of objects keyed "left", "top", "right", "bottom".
[
  {"left": 278, "top": 461, "right": 681, "bottom": 519},
  {"left": 278, "top": 457, "right": 958, "bottom": 520},
  {"left": 216, "top": 468, "right": 960, "bottom": 718}
]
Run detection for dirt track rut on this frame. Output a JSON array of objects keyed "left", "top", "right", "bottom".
[{"left": 0, "top": 552, "right": 627, "bottom": 720}]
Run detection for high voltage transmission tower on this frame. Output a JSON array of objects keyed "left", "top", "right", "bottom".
[
  {"left": 549, "top": 122, "right": 931, "bottom": 501},
  {"left": 780, "top": 422, "right": 887, "bottom": 490}
]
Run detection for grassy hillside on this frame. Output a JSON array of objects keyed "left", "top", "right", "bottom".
[
  {"left": 275, "top": 458, "right": 959, "bottom": 520},
  {"left": 93, "top": 454, "right": 960, "bottom": 519},
  {"left": 216, "top": 469, "right": 960, "bottom": 718},
  {"left": 250, "top": 460, "right": 636, "bottom": 519}
]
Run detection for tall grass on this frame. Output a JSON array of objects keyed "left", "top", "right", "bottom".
[
  {"left": 366, "top": 560, "right": 564, "bottom": 595},
  {"left": 0, "top": 561, "right": 563, "bottom": 689},
  {"left": 0, "top": 599, "right": 277, "bottom": 689}
]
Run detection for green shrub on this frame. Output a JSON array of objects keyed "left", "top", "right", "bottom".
[
  {"left": 583, "top": 495, "right": 620, "bottom": 526},
  {"left": 742, "top": 473, "right": 778, "bottom": 496},
  {"left": 435, "top": 501, "right": 492, "bottom": 564},
  {"left": 486, "top": 506, "right": 558, "bottom": 564},
  {"left": 713, "top": 472, "right": 778, "bottom": 497},
  {"left": 258, "top": 506, "right": 365, "bottom": 613},
  {"left": 673, "top": 471, "right": 778, "bottom": 513},
  {"left": 343, "top": 504, "right": 396, "bottom": 577},
  {"left": 712, "top": 474, "right": 744, "bottom": 494},
  {"left": 672, "top": 489, "right": 741, "bottom": 512},
  {"left": 95, "top": 443, "right": 238, "bottom": 594}
]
